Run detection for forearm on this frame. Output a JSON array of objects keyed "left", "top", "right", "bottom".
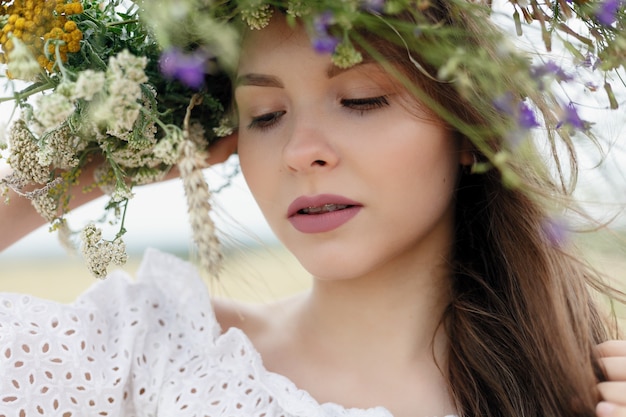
[
  {"left": 0, "top": 163, "right": 103, "bottom": 251},
  {"left": 0, "top": 134, "right": 237, "bottom": 251}
]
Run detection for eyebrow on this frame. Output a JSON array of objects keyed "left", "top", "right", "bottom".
[
  {"left": 235, "top": 73, "right": 284, "bottom": 88},
  {"left": 236, "top": 58, "right": 379, "bottom": 88}
]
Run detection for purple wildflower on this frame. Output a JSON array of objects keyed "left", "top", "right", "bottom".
[
  {"left": 159, "top": 48, "right": 208, "bottom": 89},
  {"left": 361, "top": 0, "right": 385, "bottom": 13},
  {"left": 593, "top": 58, "right": 602, "bottom": 71},
  {"left": 542, "top": 216, "right": 569, "bottom": 247},
  {"left": 557, "top": 103, "right": 587, "bottom": 131},
  {"left": 595, "top": 0, "right": 622, "bottom": 26},
  {"left": 580, "top": 53, "right": 594, "bottom": 69},
  {"left": 493, "top": 94, "right": 538, "bottom": 130},
  {"left": 313, "top": 11, "right": 334, "bottom": 33},
  {"left": 311, "top": 11, "right": 340, "bottom": 54},
  {"left": 584, "top": 81, "right": 598, "bottom": 92},
  {"left": 313, "top": 35, "right": 340, "bottom": 54},
  {"left": 517, "top": 102, "right": 540, "bottom": 129},
  {"left": 530, "top": 61, "right": 573, "bottom": 90},
  {"left": 532, "top": 61, "right": 573, "bottom": 81},
  {"left": 493, "top": 92, "right": 515, "bottom": 115}
]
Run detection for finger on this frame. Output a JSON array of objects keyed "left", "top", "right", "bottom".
[
  {"left": 206, "top": 132, "right": 238, "bottom": 165},
  {"left": 597, "top": 381, "right": 626, "bottom": 405},
  {"left": 597, "top": 341, "right": 626, "bottom": 358},
  {"left": 599, "top": 357, "right": 626, "bottom": 382},
  {"left": 597, "top": 402, "right": 626, "bottom": 417}
]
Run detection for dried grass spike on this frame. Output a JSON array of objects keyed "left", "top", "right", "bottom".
[{"left": 178, "top": 94, "right": 223, "bottom": 278}]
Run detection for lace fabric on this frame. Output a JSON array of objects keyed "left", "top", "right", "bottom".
[{"left": 0, "top": 249, "right": 401, "bottom": 417}]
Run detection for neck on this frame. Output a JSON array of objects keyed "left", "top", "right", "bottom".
[
  {"left": 255, "top": 240, "right": 456, "bottom": 416},
  {"left": 297, "top": 253, "right": 452, "bottom": 370}
]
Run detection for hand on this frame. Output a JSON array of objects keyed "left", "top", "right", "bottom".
[{"left": 596, "top": 340, "right": 626, "bottom": 417}]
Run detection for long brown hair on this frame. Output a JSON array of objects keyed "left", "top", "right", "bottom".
[{"left": 350, "top": 2, "right": 621, "bottom": 416}]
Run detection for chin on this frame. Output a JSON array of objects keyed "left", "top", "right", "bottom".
[{"left": 295, "top": 256, "right": 374, "bottom": 281}]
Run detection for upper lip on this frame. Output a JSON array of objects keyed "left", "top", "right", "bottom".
[{"left": 287, "top": 194, "right": 362, "bottom": 217}]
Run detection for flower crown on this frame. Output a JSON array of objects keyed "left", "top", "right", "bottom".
[{"left": 0, "top": 0, "right": 624, "bottom": 277}]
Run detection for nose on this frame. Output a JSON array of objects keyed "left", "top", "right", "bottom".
[{"left": 282, "top": 115, "right": 339, "bottom": 173}]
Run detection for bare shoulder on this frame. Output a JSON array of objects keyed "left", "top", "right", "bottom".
[
  {"left": 211, "top": 297, "right": 264, "bottom": 335},
  {"left": 211, "top": 294, "right": 305, "bottom": 340}
]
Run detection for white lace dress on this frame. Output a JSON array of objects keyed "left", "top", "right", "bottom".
[{"left": 0, "top": 249, "right": 454, "bottom": 417}]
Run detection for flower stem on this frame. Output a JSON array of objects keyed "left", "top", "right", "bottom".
[
  {"left": 106, "top": 19, "right": 139, "bottom": 27},
  {"left": 0, "top": 81, "right": 55, "bottom": 103}
]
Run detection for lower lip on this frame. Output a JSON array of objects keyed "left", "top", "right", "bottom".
[{"left": 288, "top": 206, "right": 362, "bottom": 234}]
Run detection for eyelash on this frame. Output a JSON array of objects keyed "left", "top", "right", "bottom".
[
  {"left": 246, "top": 95, "right": 390, "bottom": 131},
  {"left": 341, "top": 95, "right": 390, "bottom": 114},
  {"left": 247, "top": 111, "right": 285, "bottom": 131}
]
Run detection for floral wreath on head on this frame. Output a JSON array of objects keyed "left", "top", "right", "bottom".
[{"left": 0, "top": 0, "right": 624, "bottom": 278}]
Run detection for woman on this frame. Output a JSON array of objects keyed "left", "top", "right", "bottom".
[{"left": 1, "top": 2, "right": 626, "bottom": 417}]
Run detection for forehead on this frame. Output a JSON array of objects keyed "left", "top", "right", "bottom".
[{"left": 238, "top": 17, "right": 319, "bottom": 72}]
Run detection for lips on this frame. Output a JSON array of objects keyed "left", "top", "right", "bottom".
[{"left": 287, "top": 194, "right": 362, "bottom": 234}]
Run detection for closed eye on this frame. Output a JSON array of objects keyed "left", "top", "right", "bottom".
[
  {"left": 341, "top": 96, "right": 389, "bottom": 114},
  {"left": 247, "top": 110, "right": 286, "bottom": 131}
]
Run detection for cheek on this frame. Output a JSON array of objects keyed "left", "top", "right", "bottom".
[
  {"left": 373, "top": 127, "right": 460, "bottom": 214},
  {"left": 238, "top": 140, "right": 279, "bottom": 210},
  {"left": 238, "top": 141, "right": 261, "bottom": 190},
  {"left": 376, "top": 121, "right": 459, "bottom": 182}
]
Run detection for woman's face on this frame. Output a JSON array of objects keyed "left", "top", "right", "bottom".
[{"left": 235, "top": 18, "right": 467, "bottom": 281}]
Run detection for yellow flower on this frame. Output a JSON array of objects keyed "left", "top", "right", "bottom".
[
  {"left": 63, "top": 20, "right": 76, "bottom": 32},
  {"left": 0, "top": 0, "right": 84, "bottom": 74}
]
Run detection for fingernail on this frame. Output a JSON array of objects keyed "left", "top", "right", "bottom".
[{"left": 597, "top": 401, "right": 616, "bottom": 417}]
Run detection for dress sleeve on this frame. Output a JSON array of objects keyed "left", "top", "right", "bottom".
[{"left": 0, "top": 249, "right": 220, "bottom": 417}]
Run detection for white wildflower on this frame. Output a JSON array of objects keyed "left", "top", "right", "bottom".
[
  {"left": 44, "top": 125, "right": 85, "bottom": 170},
  {"left": 332, "top": 41, "right": 363, "bottom": 69},
  {"left": 131, "top": 167, "right": 167, "bottom": 185},
  {"left": 80, "top": 224, "right": 128, "bottom": 279},
  {"left": 90, "top": 51, "right": 148, "bottom": 138},
  {"left": 110, "top": 183, "right": 134, "bottom": 203},
  {"left": 37, "top": 145, "right": 54, "bottom": 167},
  {"left": 1, "top": 182, "right": 9, "bottom": 203},
  {"left": 7, "top": 119, "right": 49, "bottom": 184},
  {"left": 109, "top": 144, "right": 158, "bottom": 168},
  {"left": 55, "top": 81, "right": 76, "bottom": 98},
  {"left": 93, "top": 160, "right": 134, "bottom": 203},
  {"left": 213, "top": 117, "right": 235, "bottom": 138},
  {"left": 93, "top": 164, "right": 117, "bottom": 196},
  {"left": 30, "top": 191, "right": 58, "bottom": 222},
  {"left": 38, "top": 125, "right": 83, "bottom": 169},
  {"left": 240, "top": 1, "right": 273, "bottom": 30},
  {"left": 6, "top": 37, "right": 40, "bottom": 81},
  {"left": 35, "top": 93, "right": 74, "bottom": 132},
  {"left": 143, "top": 120, "right": 157, "bottom": 143},
  {"left": 153, "top": 128, "right": 184, "bottom": 165},
  {"left": 73, "top": 70, "right": 106, "bottom": 101},
  {"left": 286, "top": 0, "right": 311, "bottom": 17},
  {"left": 104, "top": 78, "right": 143, "bottom": 135},
  {"left": 107, "top": 50, "right": 148, "bottom": 84},
  {"left": 140, "top": 85, "right": 158, "bottom": 143}
]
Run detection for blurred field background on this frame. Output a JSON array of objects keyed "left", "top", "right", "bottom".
[
  {"left": 1, "top": 231, "right": 625, "bottom": 326},
  {"left": 0, "top": 243, "right": 311, "bottom": 304},
  {"left": 1, "top": 171, "right": 625, "bottom": 328}
]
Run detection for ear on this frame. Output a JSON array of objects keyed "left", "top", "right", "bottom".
[{"left": 458, "top": 135, "right": 475, "bottom": 167}]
